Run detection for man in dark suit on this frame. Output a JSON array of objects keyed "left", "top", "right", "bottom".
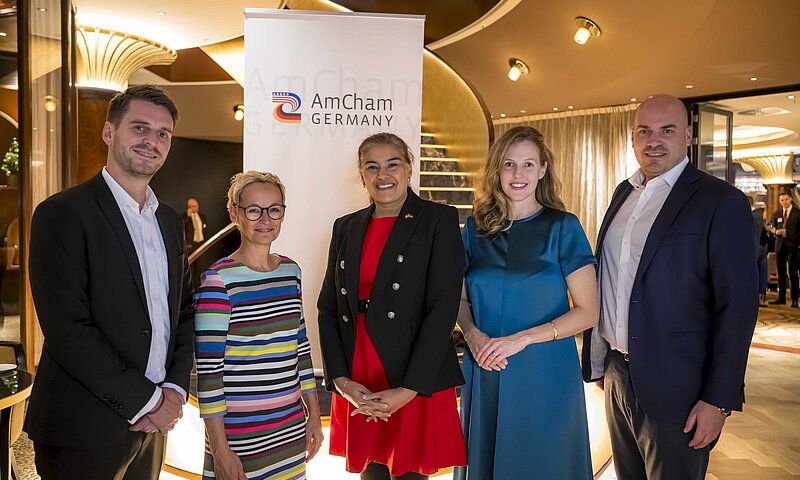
[
  {"left": 26, "top": 85, "right": 194, "bottom": 479},
  {"left": 770, "top": 192, "right": 800, "bottom": 306},
  {"left": 183, "top": 197, "right": 207, "bottom": 255},
  {"left": 582, "top": 95, "right": 758, "bottom": 480}
]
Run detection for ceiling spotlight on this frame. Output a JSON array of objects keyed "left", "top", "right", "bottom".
[
  {"left": 233, "top": 104, "right": 244, "bottom": 121},
  {"left": 630, "top": 97, "right": 637, "bottom": 102},
  {"left": 552, "top": 107, "right": 559, "bottom": 111},
  {"left": 500, "top": 113, "right": 506, "bottom": 118},
  {"left": 507, "top": 58, "right": 529, "bottom": 81},
  {"left": 0, "top": 32, "right": 6, "bottom": 37},
  {"left": 574, "top": 17, "right": 601, "bottom": 45},
  {"left": 44, "top": 95, "right": 56, "bottom": 112},
  {"left": 789, "top": 95, "right": 796, "bottom": 100},
  {"left": 750, "top": 77, "right": 758, "bottom": 81},
  {"left": 568, "top": 105, "right": 574, "bottom": 109},
  {"left": 685, "top": 84, "right": 693, "bottom": 89},
  {"left": 520, "top": 110, "right": 526, "bottom": 113},
  {"left": 157, "top": 11, "right": 166, "bottom": 16},
  {"left": 38, "top": 7, "right": 47, "bottom": 12}
]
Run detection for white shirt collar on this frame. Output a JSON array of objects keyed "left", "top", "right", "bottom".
[
  {"left": 102, "top": 167, "right": 159, "bottom": 211},
  {"left": 629, "top": 156, "right": 689, "bottom": 191}
]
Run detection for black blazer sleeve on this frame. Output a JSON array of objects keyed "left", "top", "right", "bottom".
[
  {"left": 29, "top": 197, "right": 157, "bottom": 421},
  {"left": 163, "top": 209, "right": 195, "bottom": 394},
  {"left": 400, "top": 206, "right": 464, "bottom": 395},
  {"left": 317, "top": 217, "right": 349, "bottom": 385}
]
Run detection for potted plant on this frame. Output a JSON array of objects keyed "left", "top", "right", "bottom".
[{"left": 2, "top": 137, "right": 19, "bottom": 186}]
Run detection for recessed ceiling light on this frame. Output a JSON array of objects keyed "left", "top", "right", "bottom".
[
  {"left": 520, "top": 110, "right": 526, "bottom": 113},
  {"left": 685, "top": 84, "right": 693, "bottom": 89},
  {"left": 507, "top": 58, "right": 529, "bottom": 81},
  {"left": 630, "top": 97, "right": 637, "bottom": 102},
  {"left": 157, "top": 11, "right": 167, "bottom": 16},
  {"left": 38, "top": 7, "right": 47, "bottom": 12},
  {"left": 788, "top": 95, "right": 796, "bottom": 100},
  {"left": 574, "top": 17, "right": 601, "bottom": 45},
  {"left": 750, "top": 77, "right": 758, "bottom": 81},
  {"left": 552, "top": 107, "right": 559, "bottom": 111},
  {"left": 0, "top": 32, "right": 6, "bottom": 37},
  {"left": 568, "top": 105, "right": 574, "bottom": 109},
  {"left": 500, "top": 113, "right": 506, "bottom": 118}
]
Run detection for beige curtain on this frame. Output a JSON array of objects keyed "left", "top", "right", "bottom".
[{"left": 494, "top": 104, "right": 636, "bottom": 246}]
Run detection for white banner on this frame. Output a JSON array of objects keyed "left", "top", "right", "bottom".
[{"left": 244, "top": 9, "right": 425, "bottom": 369}]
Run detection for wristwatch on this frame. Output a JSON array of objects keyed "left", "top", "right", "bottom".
[{"left": 718, "top": 407, "right": 732, "bottom": 417}]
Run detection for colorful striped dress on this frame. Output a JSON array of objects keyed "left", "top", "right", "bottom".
[{"left": 194, "top": 256, "right": 316, "bottom": 480}]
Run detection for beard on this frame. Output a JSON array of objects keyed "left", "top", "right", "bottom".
[{"left": 113, "top": 140, "right": 164, "bottom": 178}]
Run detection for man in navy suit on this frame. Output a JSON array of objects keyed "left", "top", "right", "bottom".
[{"left": 582, "top": 95, "right": 758, "bottom": 480}]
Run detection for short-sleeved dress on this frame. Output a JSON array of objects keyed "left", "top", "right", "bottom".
[
  {"left": 194, "top": 256, "right": 316, "bottom": 480},
  {"left": 454, "top": 208, "right": 596, "bottom": 480}
]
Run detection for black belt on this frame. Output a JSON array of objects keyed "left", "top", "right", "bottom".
[{"left": 358, "top": 299, "right": 370, "bottom": 313}]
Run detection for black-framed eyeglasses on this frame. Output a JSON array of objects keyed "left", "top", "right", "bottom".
[{"left": 235, "top": 204, "right": 286, "bottom": 221}]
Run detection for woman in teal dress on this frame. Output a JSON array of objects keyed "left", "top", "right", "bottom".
[{"left": 454, "top": 126, "right": 599, "bottom": 479}]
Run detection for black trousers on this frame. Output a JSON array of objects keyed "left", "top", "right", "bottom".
[
  {"left": 34, "top": 431, "right": 165, "bottom": 480},
  {"left": 604, "top": 350, "right": 712, "bottom": 480},
  {"left": 361, "top": 462, "right": 428, "bottom": 480},
  {"left": 776, "top": 246, "right": 799, "bottom": 301}
]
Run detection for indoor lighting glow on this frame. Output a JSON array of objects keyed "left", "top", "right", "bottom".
[
  {"left": 78, "top": 13, "right": 186, "bottom": 50},
  {"left": 685, "top": 84, "right": 693, "bottom": 89},
  {"left": 157, "top": 11, "right": 166, "bottom": 16},
  {"left": 507, "top": 58, "right": 529, "bottom": 81},
  {"left": 574, "top": 17, "right": 601, "bottom": 45},
  {"left": 630, "top": 97, "right": 637, "bottom": 102},
  {"left": 520, "top": 109, "right": 526, "bottom": 113},
  {"left": 789, "top": 95, "right": 796, "bottom": 100},
  {"left": 44, "top": 95, "right": 56, "bottom": 112},
  {"left": 0, "top": 32, "right": 6, "bottom": 37},
  {"left": 750, "top": 76, "right": 758, "bottom": 81},
  {"left": 38, "top": 8, "right": 47, "bottom": 12},
  {"left": 233, "top": 104, "right": 244, "bottom": 121},
  {"left": 499, "top": 113, "right": 506, "bottom": 118},
  {"left": 552, "top": 107, "right": 559, "bottom": 111},
  {"left": 568, "top": 105, "right": 574, "bottom": 109}
]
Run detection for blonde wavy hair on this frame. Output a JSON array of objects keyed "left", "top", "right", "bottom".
[
  {"left": 473, "top": 126, "right": 565, "bottom": 236},
  {"left": 227, "top": 171, "right": 286, "bottom": 211}
]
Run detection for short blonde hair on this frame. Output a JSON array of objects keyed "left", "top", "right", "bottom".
[{"left": 227, "top": 171, "right": 286, "bottom": 210}]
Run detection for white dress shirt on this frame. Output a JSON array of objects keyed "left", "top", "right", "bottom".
[
  {"left": 598, "top": 157, "right": 689, "bottom": 354},
  {"left": 102, "top": 168, "right": 185, "bottom": 423}
]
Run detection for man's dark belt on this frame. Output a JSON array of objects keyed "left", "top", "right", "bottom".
[{"left": 358, "top": 299, "right": 370, "bottom": 313}]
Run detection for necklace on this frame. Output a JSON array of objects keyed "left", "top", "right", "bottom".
[{"left": 512, "top": 203, "right": 544, "bottom": 220}]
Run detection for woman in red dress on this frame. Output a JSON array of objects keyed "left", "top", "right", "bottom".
[{"left": 318, "top": 133, "right": 466, "bottom": 480}]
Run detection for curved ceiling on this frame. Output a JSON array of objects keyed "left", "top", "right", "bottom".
[{"left": 101, "top": 0, "right": 800, "bottom": 144}]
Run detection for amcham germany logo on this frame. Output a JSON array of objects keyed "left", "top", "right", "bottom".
[{"left": 272, "top": 92, "right": 302, "bottom": 123}]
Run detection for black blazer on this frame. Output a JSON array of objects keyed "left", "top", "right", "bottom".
[
  {"left": 582, "top": 163, "right": 758, "bottom": 424},
  {"left": 25, "top": 173, "right": 195, "bottom": 448},
  {"left": 770, "top": 206, "right": 800, "bottom": 251},
  {"left": 317, "top": 189, "right": 465, "bottom": 397}
]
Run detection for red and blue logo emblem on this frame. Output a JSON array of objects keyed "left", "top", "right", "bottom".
[{"left": 272, "top": 92, "right": 301, "bottom": 123}]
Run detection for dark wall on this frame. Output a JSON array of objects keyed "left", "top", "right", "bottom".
[{"left": 151, "top": 137, "right": 242, "bottom": 237}]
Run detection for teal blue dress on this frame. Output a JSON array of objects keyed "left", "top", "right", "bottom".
[{"left": 454, "top": 208, "right": 595, "bottom": 480}]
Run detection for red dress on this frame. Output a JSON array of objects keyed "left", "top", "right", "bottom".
[{"left": 329, "top": 216, "right": 466, "bottom": 476}]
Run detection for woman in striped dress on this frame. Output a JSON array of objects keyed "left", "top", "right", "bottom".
[{"left": 195, "top": 171, "right": 323, "bottom": 480}]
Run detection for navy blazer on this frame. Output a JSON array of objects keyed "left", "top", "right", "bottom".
[
  {"left": 317, "top": 189, "right": 465, "bottom": 397},
  {"left": 25, "top": 173, "right": 195, "bottom": 448},
  {"left": 582, "top": 163, "right": 758, "bottom": 424}
]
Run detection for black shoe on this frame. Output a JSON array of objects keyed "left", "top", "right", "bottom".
[{"left": 770, "top": 299, "right": 787, "bottom": 305}]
